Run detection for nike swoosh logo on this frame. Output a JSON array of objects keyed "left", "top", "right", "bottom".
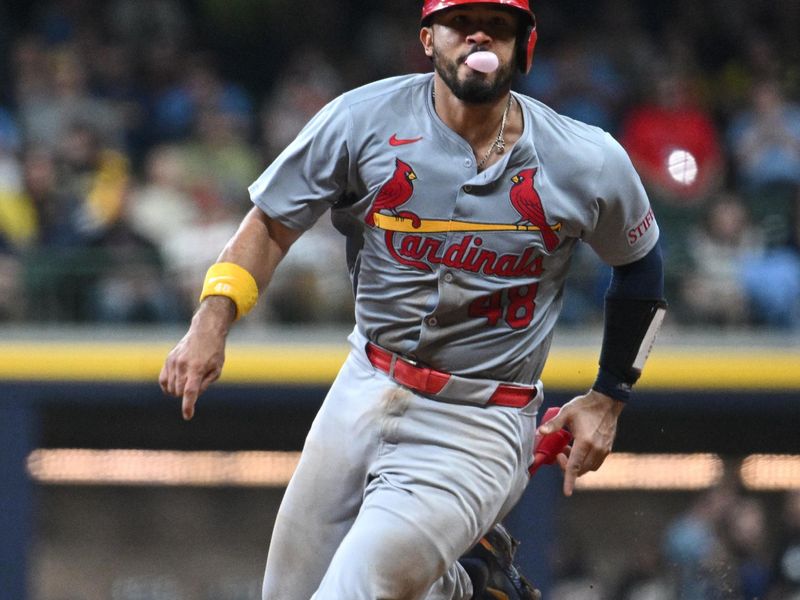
[{"left": 389, "top": 134, "right": 423, "bottom": 146}]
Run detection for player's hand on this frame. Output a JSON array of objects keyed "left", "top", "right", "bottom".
[
  {"left": 537, "top": 390, "right": 624, "bottom": 497},
  {"left": 159, "top": 297, "right": 235, "bottom": 420}
]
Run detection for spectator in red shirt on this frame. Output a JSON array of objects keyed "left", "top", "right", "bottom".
[
  {"left": 620, "top": 68, "right": 726, "bottom": 317},
  {"left": 620, "top": 68, "right": 725, "bottom": 203}
]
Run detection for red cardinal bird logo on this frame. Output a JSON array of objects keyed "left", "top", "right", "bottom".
[
  {"left": 365, "top": 158, "right": 418, "bottom": 227},
  {"left": 509, "top": 168, "right": 560, "bottom": 251}
]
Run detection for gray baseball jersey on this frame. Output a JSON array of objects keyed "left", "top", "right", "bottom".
[
  {"left": 250, "top": 72, "right": 659, "bottom": 600},
  {"left": 249, "top": 73, "right": 659, "bottom": 384}
]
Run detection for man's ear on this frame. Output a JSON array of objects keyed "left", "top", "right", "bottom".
[{"left": 419, "top": 27, "right": 434, "bottom": 57}]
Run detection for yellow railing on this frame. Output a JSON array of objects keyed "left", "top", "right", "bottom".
[{"left": 0, "top": 340, "right": 798, "bottom": 390}]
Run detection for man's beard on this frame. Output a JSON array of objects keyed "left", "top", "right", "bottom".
[{"left": 432, "top": 47, "right": 515, "bottom": 104}]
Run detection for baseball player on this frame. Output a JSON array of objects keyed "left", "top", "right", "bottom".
[{"left": 160, "top": 1, "right": 667, "bottom": 599}]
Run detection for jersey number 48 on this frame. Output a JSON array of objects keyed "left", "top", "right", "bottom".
[{"left": 468, "top": 283, "right": 539, "bottom": 330}]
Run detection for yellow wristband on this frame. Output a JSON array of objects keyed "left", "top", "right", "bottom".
[{"left": 199, "top": 262, "right": 259, "bottom": 320}]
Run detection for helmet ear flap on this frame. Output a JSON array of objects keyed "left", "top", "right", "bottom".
[{"left": 518, "top": 16, "right": 537, "bottom": 74}]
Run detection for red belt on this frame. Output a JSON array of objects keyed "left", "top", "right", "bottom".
[{"left": 365, "top": 343, "right": 536, "bottom": 408}]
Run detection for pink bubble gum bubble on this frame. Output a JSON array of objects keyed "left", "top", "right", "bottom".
[{"left": 464, "top": 51, "right": 499, "bottom": 73}]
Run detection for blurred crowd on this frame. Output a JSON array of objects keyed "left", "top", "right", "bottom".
[
  {"left": 0, "top": 0, "right": 799, "bottom": 328},
  {"left": 549, "top": 486, "right": 800, "bottom": 600}
]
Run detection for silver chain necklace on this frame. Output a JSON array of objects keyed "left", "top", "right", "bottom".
[
  {"left": 477, "top": 94, "right": 512, "bottom": 170},
  {"left": 433, "top": 89, "right": 512, "bottom": 170}
]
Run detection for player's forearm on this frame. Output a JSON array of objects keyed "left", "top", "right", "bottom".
[
  {"left": 216, "top": 207, "right": 299, "bottom": 289},
  {"left": 197, "top": 206, "right": 302, "bottom": 329},
  {"left": 593, "top": 241, "right": 667, "bottom": 401}
]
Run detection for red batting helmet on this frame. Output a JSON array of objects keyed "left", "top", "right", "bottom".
[{"left": 421, "top": 0, "right": 538, "bottom": 74}]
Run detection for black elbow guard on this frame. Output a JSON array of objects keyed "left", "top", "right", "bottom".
[{"left": 594, "top": 297, "right": 667, "bottom": 400}]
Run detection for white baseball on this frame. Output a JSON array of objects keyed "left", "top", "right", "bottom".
[{"left": 666, "top": 149, "right": 698, "bottom": 185}]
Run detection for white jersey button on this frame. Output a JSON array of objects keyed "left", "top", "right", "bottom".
[
  {"left": 463, "top": 158, "right": 473, "bottom": 168},
  {"left": 426, "top": 317, "right": 439, "bottom": 327},
  {"left": 463, "top": 185, "right": 473, "bottom": 193},
  {"left": 443, "top": 272, "right": 454, "bottom": 283}
]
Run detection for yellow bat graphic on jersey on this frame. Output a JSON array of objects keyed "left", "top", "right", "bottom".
[{"left": 372, "top": 213, "right": 563, "bottom": 234}]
